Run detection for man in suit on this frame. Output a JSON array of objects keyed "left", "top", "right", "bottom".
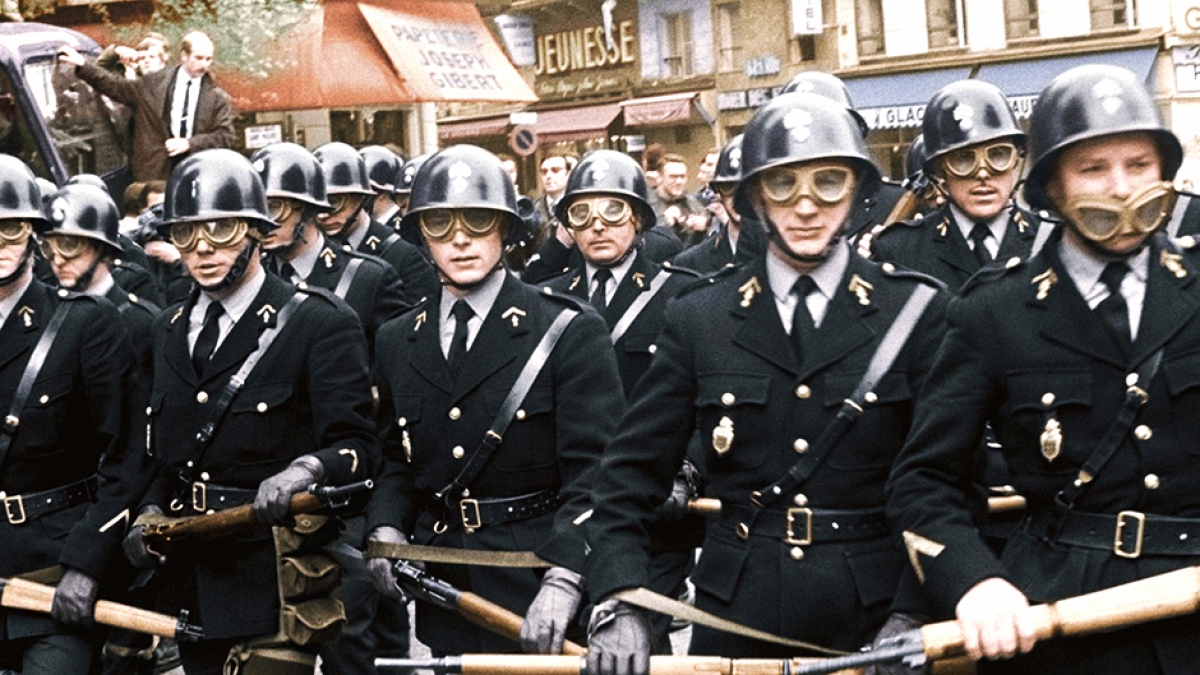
[
  {"left": 0, "top": 155, "right": 148, "bottom": 675},
  {"left": 120, "top": 149, "right": 378, "bottom": 675},
  {"left": 60, "top": 32, "right": 235, "bottom": 182},
  {"left": 583, "top": 93, "right": 948, "bottom": 675},
  {"left": 671, "top": 135, "right": 765, "bottom": 275},
  {"left": 887, "top": 65, "right": 1200, "bottom": 675},
  {"left": 364, "top": 145, "right": 625, "bottom": 657}
]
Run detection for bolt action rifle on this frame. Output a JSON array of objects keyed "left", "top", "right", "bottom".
[{"left": 0, "top": 577, "right": 202, "bottom": 641}]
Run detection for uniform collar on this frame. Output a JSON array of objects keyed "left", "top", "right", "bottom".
[
  {"left": 949, "top": 202, "right": 1007, "bottom": 244},
  {"left": 86, "top": 271, "right": 115, "bottom": 298},
  {"left": 287, "top": 233, "right": 325, "bottom": 279},
  {"left": 198, "top": 267, "right": 266, "bottom": 325},
  {"left": 766, "top": 239, "right": 849, "bottom": 304},
  {"left": 440, "top": 267, "right": 506, "bottom": 324},
  {"left": 1058, "top": 232, "right": 1150, "bottom": 298},
  {"left": 586, "top": 249, "right": 638, "bottom": 290}
]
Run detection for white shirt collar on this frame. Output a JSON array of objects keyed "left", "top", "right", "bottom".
[
  {"left": 949, "top": 203, "right": 1007, "bottom": 245},
  {"left": 1058, "top": 234, "right": 1150, "bottom": 299},
  {"left": 198, "top": 267, "right": 266, "bottom": 325},
  {"left": 767, "top": 239, "right": 849, "bottom": 305},
  {"left": 88, "top": 272, "right": 115, "bottom": 298},
  {"left": 287, "top": 235, "right": 325, "bottom": 280},
  {"left": 440, "top": 267, "right": 506, "bottom": 325},
  {"left": 585, "top": 250, "right": 638, "bottom": 295}
]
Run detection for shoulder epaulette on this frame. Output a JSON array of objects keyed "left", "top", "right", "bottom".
[
  {"left": 293, "top": 283, "right": 338, "bottom": 304},
  {"left": 123, "top": 292, "right": 160, "bottom": 315},
  {"left": 55, "top": 288, "right": 97, "bottom": 303},
  {"left": 663, "top": 264, "right": 700, "bottom": 279},
  {"left": 112, "top": 258, "right": 149, "bottom": 274},
  {"left": 878, "top": 261, "right": 948, "bottom": 292},
  {"left": 960, "top": 256, "right": 1026, "bottom": 296},
  {"left": 675, "top": 264, "right": 741, "bottom": 298},
  {"left": 538, "top": 285, "right": 590, "bottom": 310}
]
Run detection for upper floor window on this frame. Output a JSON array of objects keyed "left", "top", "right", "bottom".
[
  {"left": 927, "top": 0, "right": 964, "bottom": 49},
  {"left": 715, "top": 2, "right": 742, "bottom": 73},
  {"left": 856, "top": 0, "right": 884, "bottom": 57},
  {"left": 1005, "top": 0, "right": 1039, "bottom": 39},
  {"left": 1091, "top": 0, "right": 1135, "bottom": 30},
  {"left": 662, "top": 11, "right": 695, "bottom": 78}
]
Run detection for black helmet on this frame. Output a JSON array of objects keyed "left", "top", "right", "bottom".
[
  {"left": 65, "top": 173, "right": 110, "bottom": 194},
  {"left": 710, "top": 134, "right": 745, "bottom": 187},
  {"left": 360, "top": 145, "right": 403, "bottom": 193},
  {"left": 162, "top": 149, "right": 274, "bottom": 230},
  {"left": 735, "top": 92, "right": 881, "bottom": 221},
  {"left": 41, "top": 184, "right": 123, "bottom": 253},
  {"left": 314, "top": 142, "right": 374, "bottom": 196},
  {"left": 555, "top": 150, "right": 655, "bottom": 231},
  {"left": 923, "top": 80, "right": 1024, "bottom": 173},
  {"left": 1024, "top": 64, "right": 1183, "bottom": 212},
  {"left": 396, "top": 153, "right": 432, "bottom": 195},
  {"left": 35, "top": 178, "right": 59, "bottom": 204},
  {"left": 904, "top": 134, "right": 929, "bottom": 192},
  {"left": 401, "top": 145, "right": 522, "bottom": 242},
  {"left": 0, "top": 154, "right": 49, "bottom": 225},
  {"left": 781, "top": 71, "right": 869, "bottom": 138},
  {"left": 250, "top": 143, "right": 332, "bottom": 210}
]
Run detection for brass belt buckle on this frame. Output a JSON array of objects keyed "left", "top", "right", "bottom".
[
  {"left": 191, "top": 482, "right": 207, "bottom": 513},
  {"left": 785, "top": 507, "right": 813, "bottom": 546},
  {"left": 1114, "top": 510, "right": 1146, "bottom": 559},
  {"left": 4, "top": 494, "right": 26, "bottom": 525},
  {"left": 460, "top": 498, "right": 482, "bottom": 531}
]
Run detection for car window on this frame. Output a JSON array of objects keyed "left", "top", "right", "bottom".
[{"left": 24, "top": 56, "right": 130, "bottom": 179}]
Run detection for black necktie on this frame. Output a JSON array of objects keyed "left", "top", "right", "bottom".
[
  {"left": 590, "top": 268, "right": 613, "bottom": 313},
  {"left": 179, "top": 79, "right": 192, "bottom": 138},
  {"left": 791, "top": 276, "right": 818, "bottom": 364},
  {"left": 969, "top": 223, "right": 993, "bottom": 265},
  {"left": 1097, "top": 262, "right": 1132, "bottom": 353},
  {"left": 192, "top": 301, "right": 224, "bottom": 377},
  {"left": 274, "top": 260, "right": 297, "bottom": 282},
  {"left": 447, "top": 300, "right": 473, "bottom": 377}
]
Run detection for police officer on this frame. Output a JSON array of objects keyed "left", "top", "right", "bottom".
[
  {"left": 361, "top": 145, "right": 406, "bottom": 232},
  {"left": 583, "top": 93, "right": 949, "bottom": 675},
  {"left": 870, "top": 81, "right": 1048, "bottom": 292},
  {"left": 393, "top": 154, "right": 432, "bottom": 249},
  {"left": 671, "top": 135, "right": 765, "bottom": 275},
  {"left": 887, "top": 65, "right": 1200, "bottom": 674},
  {"left": 314, "top": 142, "right": 439, "bottom": 305},
  {"left": 0, "top": 155, "right": 147, "bottom": 675},
  {"left": 121, "top": 149, "right": 379, "bottom": 675},
  {"left": 363, "top": 145, "right": 625, "bottom": 656}
]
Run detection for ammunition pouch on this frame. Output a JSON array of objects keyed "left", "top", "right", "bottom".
[
  {"left": 279, "top": 554, "right": 341, "bottom": 600},
  {"left": 223, "top": 641, "right": 315, "bottom": 675},
  {"left": 280, "top": 598, "right": 346, "bottom": 646},
  {"left": 264, "top": 519, "right": 347, "bottom": 649}
]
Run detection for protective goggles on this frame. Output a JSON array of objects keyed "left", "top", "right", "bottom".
[
  {"left": 1058, "top": 181, "right": 1176, "bottom": 245},
  {"left": 266, "top": 198, "right": 294, "bottom": 223},
  {"left": 169, "top": 219, "right": 251, "bottom": 253},
  {"left": 940, "top": 142, "right": 1020, "bottom": 179},
  {"left": 759, "top": 164, "right": 855, "bottom": 207},
  {"left": 0, "top": 221, "right": 32, "bottom": 246},
  {"left": 418, "top": 208, "right": 503, "bottom": 242},
  {"left": 564, "top": 197, "right": 633, "bottom": 230},
  {"left": 40, "top": 234, "right": 91, "bottom": 260},
  {"left": 327, "top": 194, "right": 360, "bottom": 213},
  {"left": 712, "top": 183, "right": 738, "bottom": 199}
]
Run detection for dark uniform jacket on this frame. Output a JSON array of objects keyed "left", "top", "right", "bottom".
[
  {"left": 367, "top": 272, "right": 625, "bottom": 654},
  {"left": 846, "top": 180, "right": 906, "bottom": 239},
  {"left": 871, "top": 204, "right": 1045, "bottom": 292},
  {"left": 887, "top": 231, "right": 1200, "bottom": 674},
  {"left": 586, "top": 249, "right": 948, "bottom": 656},
  {"left": 0, "top": 279, "right": 146, "bottom": 639},
  {"left": 522, "top": 226, "right": 685, "bottom": 285},
  {"left": 105, "top": 282, "right": 159, "bottom": 378},
  {"left": 354, "top": 219, "right": 440, "bottom": 305},
  {"left": 669, "top": 222, "right": 766, "bottom": 276},
  {"left": 142, "top": 273, "right": 378, "bottom": 639}
]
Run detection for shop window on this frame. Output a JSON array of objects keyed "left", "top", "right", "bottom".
[
  {"left": 856, "top": 0, "right": 884, "bottom": 57},
  {"left": 715, "top": 2, "right": 742, "bottom": 73},
  {"left": 662, "top": 11, "right": 695, "bottom": 78},
  {"left": 927, "top": 0, "right": 964, "bottom": 49},
  {"left": 1005, "top": 0, "right": 1039, "bottom": 39},
  {"left": 1091, "top": 0, "right": 1134, "bottom": 30}
]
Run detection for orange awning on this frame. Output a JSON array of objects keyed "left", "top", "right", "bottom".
[
  {"left": 620, "top": 92, "right": 698, "bottom": 127},
  {"left": 533, "top": 103, "right": 622, "bottom": 142},
  {"left": 438, "top": 114, "right": 511, "bottom": 141}
]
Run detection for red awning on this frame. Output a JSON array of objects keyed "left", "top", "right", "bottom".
[
  {"left": 533, "top": 103, "right": 622, "bottom": 142},
  {"left": 620, "top": 92, "right": 698, "bottom": 126},
  {"left": 438, "top": 114, "right": 511, "bottom": 141}
]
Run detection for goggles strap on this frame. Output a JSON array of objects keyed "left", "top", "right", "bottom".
[{"left": 199, "top": 238, "right": 259, "bottom": 293}]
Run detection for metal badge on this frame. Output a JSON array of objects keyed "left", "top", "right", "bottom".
[
  {"left": 17, "top": 306, "right": 32, "bottom": 328},
  {"left": 1041, "top": 417, "right": 1063, "bottom": 462},
  {"left": 1161, "top": 250, "right": 1187, "bottom": 279},
  {"left": 1031, "top": 268, "right": 1058, "bottom": 300},
  {"left": 1014, "top": 211, "right": 1029, "bottom": 233},
  {"left": 633, "top": 272, "right": 646, "bottom": 288},
  {"left": 568, "top": 275, "right": 581, "bottom": 291},
  {"left": 936, "top": 218, "right": 948, "bottom": 237},
  {"left": 321, "top": 247, "right": 336, "bottom": 268},
  {"left": 712, "top": 416, "right": 734, "bottom": 455},
  {"left": 414, "top": 310, "right": 427, "bottom": 331},
  {"left": 738, "top": 277, "right": 761, "bottom": 307},
  {"left": 402, "top": 429, "right": 412, "bottom": 463},
  {"left": 848, "top": 274, "right": 873, "bottom": 306},
  {"left": 502, "top": 306, "right": 526, "bottom": 327}
]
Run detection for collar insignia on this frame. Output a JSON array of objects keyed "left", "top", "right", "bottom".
[
  {"left": 17, "top": 306, "right": 33, "bottom": 328},
  {"left": 568, "top": 275, "right": 581, "bottom": 291},
  {"left": 1161, "top": 250, "right": 1187, "bottom": 279},
  {"left": 1031, "top": 268, "right": 1058, "bottom": 300},
  {"left": 738, "top": 276, "right": 761, "bottom": 307},
  {"left": 320, "top": 247, "right": 336, "bottom": 268},
  {"left": 848, "top": 274, "right": 873, "bottom": 306},
  {"left": 502, "top": 306, "right": 527, "bottom": 328},
  {"left": 936, "top": 217, "right": 948, "bottom": 237},
  {"left": 366, "top": 235, "right": 381, "bottom": 250},
  {"left": 414, "top": 310, "right": 427, "bottom": 331},
  {"left": 1014, "top": 211, "right": 1029, "bottom": 233},
  {"left": 633, "top": 272, "right": 646, "bottom": 288},
  {"left": 902, "top": 531, "right": 945, "bottom": 585},
  {"left": 257, "top": 304, "right": 276, "bottom": 324}
]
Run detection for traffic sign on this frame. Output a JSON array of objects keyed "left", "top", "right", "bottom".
[{"left": 509, "top": 125, "right": 538, "bottom": 157}]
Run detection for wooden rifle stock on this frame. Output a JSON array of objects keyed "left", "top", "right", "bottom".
[
  {"left": 686, "top": 496, "right": 1024, "bottom": 517},
  {"left": 882, "top": 191, "right": 920, "bottom": 229},
  {"left": 377, "top": 655, "right": 861, "bottom": 675},
  {"left": 0, "top": 577, "right": 202, "bottom": 640}
]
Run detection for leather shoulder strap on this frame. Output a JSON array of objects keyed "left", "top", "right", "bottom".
[
  {"left": 377, "top": 232, "right": 402, "bottom": 254},
  {"left": 1167, "top": 193, "right": 1192, "bottom": 238},
  {"left": 610, "top": 270, "right": 671, "bottom": 344},
  {"left": 334, "top": 258, "right": 364, "bottom": 300},
  {"left": 0, "top": 302, "right": 73, "bottom": 469}
]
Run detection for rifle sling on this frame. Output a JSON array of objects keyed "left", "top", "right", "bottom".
[
  {"left": 434, "top": 308, "right": 579, "bottom": 508},
  {"left": 753, "top": 283, "right": 938, "bottom": 508},
  {"left": 609, "top": 270, "right": 671, "bottom": 345},
  {"left": 0, "top": 301, "right": 72, "bottom": 470},
  {"left": 334, "top": 257, "right": 364, "bottom": 300}
]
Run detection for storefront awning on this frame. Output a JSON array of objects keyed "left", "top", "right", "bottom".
[
  {"left": 438, "top": 114, "right": 512, "bottom": 141},
  {"left": 620, "top": 92, "right": 698, "bottom": 126},
  {"left": 533, "top": 103, "right": 623, "bottom": 142},
  {"left": 844, "top": 67, "right": 972, "bottom": 130},
  {"left": 976, "top": 47, "right": 1158, "bottom": 118}
]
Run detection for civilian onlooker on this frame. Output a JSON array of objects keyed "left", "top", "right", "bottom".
[
  {"left": 118, "top": 181, "right": 146, "bottom": 235},
  {"left": 649, "top": 153, "right": 708, "bottom": 247},
  {"left": 695, "top": 146, "right": 719, "bottom": 193},
  {"left": 642, "top": 142, "right": 665, "bottom": 190}
]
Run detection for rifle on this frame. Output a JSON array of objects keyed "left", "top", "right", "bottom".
[
  {"left": 141, "top": 480, "right": 373, "bottom": 552},
  {"left": 392, "top": 560, "right": 586, "bottom": 656},
  {"left": 379, "top": 564, "right": 1200, "bottom": 674},
  {"left": 685, "top": 496, "right": 1026, "bottom": 517},
  {"left": 0, "top": 577, "right": 202, "bottom": 641}
]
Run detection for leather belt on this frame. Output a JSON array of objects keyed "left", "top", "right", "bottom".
[
  {"left": 2, "top": 476, "right": 97, "bottom": 525},
  {"left": 175, "top": 476, "right": 257, "bottom": 513},
  {"left": 434, "top": 489, "right": 561, "bottom": 534},
  {"left": 1029, "top": 510, "right": 1200, "bottom": 559},
  {"left": 722, "top": 504, "right": 889, "bottom": 545}
]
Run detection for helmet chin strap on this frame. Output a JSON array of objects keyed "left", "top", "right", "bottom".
[
  {"left": 199, "top": 238, "right": 258, "bottom": 293},
  {"left": 64, "top": 252, "right": 107, "bottom": 292},
  {"left": 758, "top": 209, "right": 841, "bottom": 264},
  {"left": 0, "top": 241, "right": 34, "bottom": 287}
]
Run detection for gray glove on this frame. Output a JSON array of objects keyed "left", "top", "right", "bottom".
[
  {"left": 587, "top": 599, "right": 651, "bottom": 675},
  {"left": 863, "top": 613, "right": 930, "bottom": 675},
  {"left": 655, "top": 460, "right": 700, "bottom": 522},
  {"left": 254, "top": 456, "right": 325, "bottom": 526},
  {"left": 51, "top": 568, "right": 98, "bottom": 626},
  {"left": 366, "top": 526, "right": 421, "bottom": 600},
  {"left": 521, "top": 566, "right": 585, "bottom": 654},
  {"left": 123, "top": 505, "right": 165, "bottom": 569}
]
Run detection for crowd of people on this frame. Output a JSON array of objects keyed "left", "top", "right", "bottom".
[{"left": 0, "top": 33, "right": 1197, "bottom": 675}]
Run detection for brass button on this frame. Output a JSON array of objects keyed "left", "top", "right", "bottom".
[
  {"left": 200, "top": 472, "right": 210, "bottom": 481},
  {"left": 146, "top": 407, "right": 152, "bottom": 415},
  {"left": 649, "top": 344, "right": 657, "bottom": 354},
  {"left": 38, "top": 394, "right": 48, "bottom": 405},
  {"left": 793, "top": 493, "right": 808, "bottom": 507},
  {"left": 1144, "top": 473, "right": 1160, "bottom": 490},
  {"left": 1134, "top": 425, "right": 1152, "bottom": 441},
  {"left": 1126, "top": 373, "right": 1139, "bottom": 387},
  {"left": 864, "top": 392, "right": 878, "bottom": 404},
  {"left": 790, "top": 546, "right": 805, "bottom": 560},
  {"left": 452, "top": 446, "right": 465, "bottom": 459},
  {"left": 795, "top": 384, "right": 811, "bottom": 399},
  {"left": 196, "top": 391, "right": 209, "bottom": 404},
  {"left": 1042, "top": 393, "right": 1055, "bottom": 407},
  {"left": 735, "top": 523, "right": 750, "bottom": 540},
  {"left": 882, "top": 262, "right": 895, "bottom": 273},
  {"left": 461, "top": 489, "right": 471, "bottom": 497},
  {"left": 397, "top": 417, "right": 407, "bottom": 427},
  {"left": 721, "top": 393, "right": 736, "bottom": 406},
  {"left": 1005, "top": 256, "right": 1021, "bottom": 269},
  {"left": 0, "top": 491, "right": 6, "bottom": 499},
  {"left": 128, "top": 293, "right": 138, "bottom": 303},
  {"left": 448, "top": 407, "right": 461, "bottom": 420},
  {"left": 516, "top": 409, "right": 526, "bottom": 420},
  {"left": 793, "top": 438, "right": 809, "bottom": 454},
  {"left": 57, "top": 289, "right": 69, "bottom": 298},
  {"left": 297, "top": 282, "right": 309, "bottom": 290},
  {"left": 256, "top": 402, "right": 268, "bottom": 413}
]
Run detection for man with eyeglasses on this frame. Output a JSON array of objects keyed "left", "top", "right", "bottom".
[
  {"left": 888, "top": 65, "right": 1200, "bottom": 675},
  {"left": 364, "top": 145, "right": 625, "bottom": 658},
  {"left": 0, "top": 155, "right": 147, "bottom": 675},
  {"left": 870, "top": 81, "right": 1049, "bottom": 293},
  {"left": 121, "top": 149, "right": 378, "bottom": 675},
  {"left": 314, "top": 142, "right": 439, "bottom": 305},
  {"left": 583, "top": 94, "right": 948, "bottom": 675},
  {"left": 649, "top": 153, "right": 709, "bottom": 248}
]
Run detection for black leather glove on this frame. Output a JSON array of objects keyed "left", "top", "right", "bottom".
[
  {"left": 51, "top": 568, "right": 98, "bottom": 627},
  {"left": 655, "top": 459, "right": 700, "bottom": 522},
  {"left": 123, "top": 506, "right": 165, "bottom": 569},
  {"left": 366, "top": 526, "right": 421, "bottom": 600},
  {"left": 863, "top": 613, "right": 930, "bottom": 675},
  {"left": 254, "top": 456, "right": 325, "bottom": 526},
  {"left": 521, "top": 566, "right": 585, "bottom": 654},
  {"left": 587, "top": 599, "right": 651, "bottom": 675}
]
